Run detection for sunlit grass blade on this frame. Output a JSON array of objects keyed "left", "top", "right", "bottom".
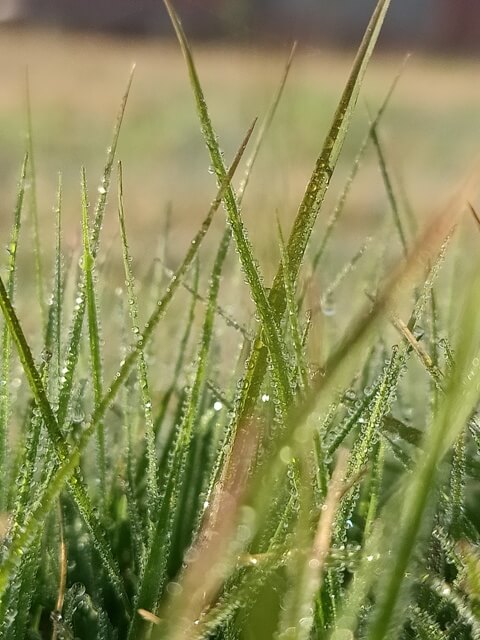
[
  {"left": 0, "top": 154, "right": 27, "bottom": 511},
  {"left": 277, "top": 219, "right": 308, "bottom": 390},
  {"left": 81, "top": 168, "right": 106, "bottom": 507},
  {"left": 129, "top": 181, "right": 237, "bottom": 640},
  {"left": 163, "top": 0, "right": 293, "bottom": 418},
  {"left": 118, "top": 160, "right": 158, "bottom": 529},
  {"left": 198, "top": 0, "right": 393, "bottom": 535}
]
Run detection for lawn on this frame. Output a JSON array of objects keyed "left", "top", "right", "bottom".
[{"left": 1, "top": 4, "right": 480, "bottom": 638}]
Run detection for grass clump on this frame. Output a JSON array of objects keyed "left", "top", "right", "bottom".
[{"left": 1, "top": 1, "right": 480, "bottom": 638}]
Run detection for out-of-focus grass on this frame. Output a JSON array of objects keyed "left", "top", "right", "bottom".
[{"left": 1, "top": 27, "right": 480, "bottom": 271}]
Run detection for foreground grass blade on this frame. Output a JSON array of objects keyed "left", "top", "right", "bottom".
[
  {"left": 81, "top": 169, "right": 106, "bottom": 506},
  {"left": 163, "top": 0, "right": 293, "bottom": 418},
  {"left": 0, "top": 154, "right": 27, "bottom": 511},
  {"left": 118, "top": 161, "right": 158, "bottom": 529}
]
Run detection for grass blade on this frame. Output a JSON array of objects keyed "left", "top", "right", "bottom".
[
  {"left": 0, "top": 154, "right": 27, "bottom": 511},
  {"left": 118, "top": 161, "right": 158, "bottom": 529},
  {"left": 57, "top": 67, "right": 135, "bottom": 428},
  {"left": 163, "top": 0, "right": 293, "bottom": 417},
  {"left": 81, "top": 169, "right": 106, "bottom": 508}
]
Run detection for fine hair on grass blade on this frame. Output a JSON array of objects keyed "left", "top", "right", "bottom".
[
  {"left": 0, "top": 154, "right": 27, "bottom": 512},
  {"left": 117, "top": 160, "right": 158, "bottom": 531},
  {"left": 308, "top": 54, "right": 409, "bottom": 283},
  {"left": 81, "top": 168, "right": 107, "bottom": 509}
]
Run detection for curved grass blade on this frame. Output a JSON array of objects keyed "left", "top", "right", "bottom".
[
  {"left": 308, "top": 56, "right": 408, "bottom": 285},
  {"left": 237, "top": 41, "right": 297, "bottom": 203},
  {"left": 370, "top": 119, "right": 409, "bottom": 257}
]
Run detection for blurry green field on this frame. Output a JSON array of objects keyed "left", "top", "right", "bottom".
[{"left": 1, "top": 27, "right": 480, "bottom": 270}]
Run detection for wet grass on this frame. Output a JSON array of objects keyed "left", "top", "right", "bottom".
[{"left": 1, "top": 1, "right": 480, "bottom": 638}]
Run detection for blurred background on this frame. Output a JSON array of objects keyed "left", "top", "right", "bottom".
[
  {"left": 0, "top": 0, "right": 480, "bottom": 289},
  {"left": 3, "top": 0, "right": 480, "bottom": 48}
]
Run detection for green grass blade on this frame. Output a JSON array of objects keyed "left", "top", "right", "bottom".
[
  {"left": 130, "top": 179, "right": 240, "bottom": 640},
  {"left": 0, "top": 154, "right": 27, "bottom": 511},
  {"left": 370, "top": 120, "right": 409, "bottom": 257},
  {"left": 277, "top": 219, "right": 308, "bottom": 390},
  {"left": 57, "top": 68, "right": 135, "bottom": 428},
  {"left": 118, "top": 160, "right": 158, "bottom": 528},
  {"left": 237, "top": 42, "right": 297, "bottom": 203},
  {"left": 0, "top": 119, "right": 255, "bottom": 610},
  {"left": 91, "top": 120, "right": 255, "bottom": 433},
  {"left": 81, "top": 168, "right": 106, "bottom": 507},
  {"left": 308, "top": 57, "right": 408, "bottom": 280},
  {"left": 163, "top": 0, "right": 293, "bottom": 417}
]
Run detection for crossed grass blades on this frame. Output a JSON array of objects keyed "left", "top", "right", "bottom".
[{"left": 1, "top": 0, "right": 480, "bottom": 638}]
